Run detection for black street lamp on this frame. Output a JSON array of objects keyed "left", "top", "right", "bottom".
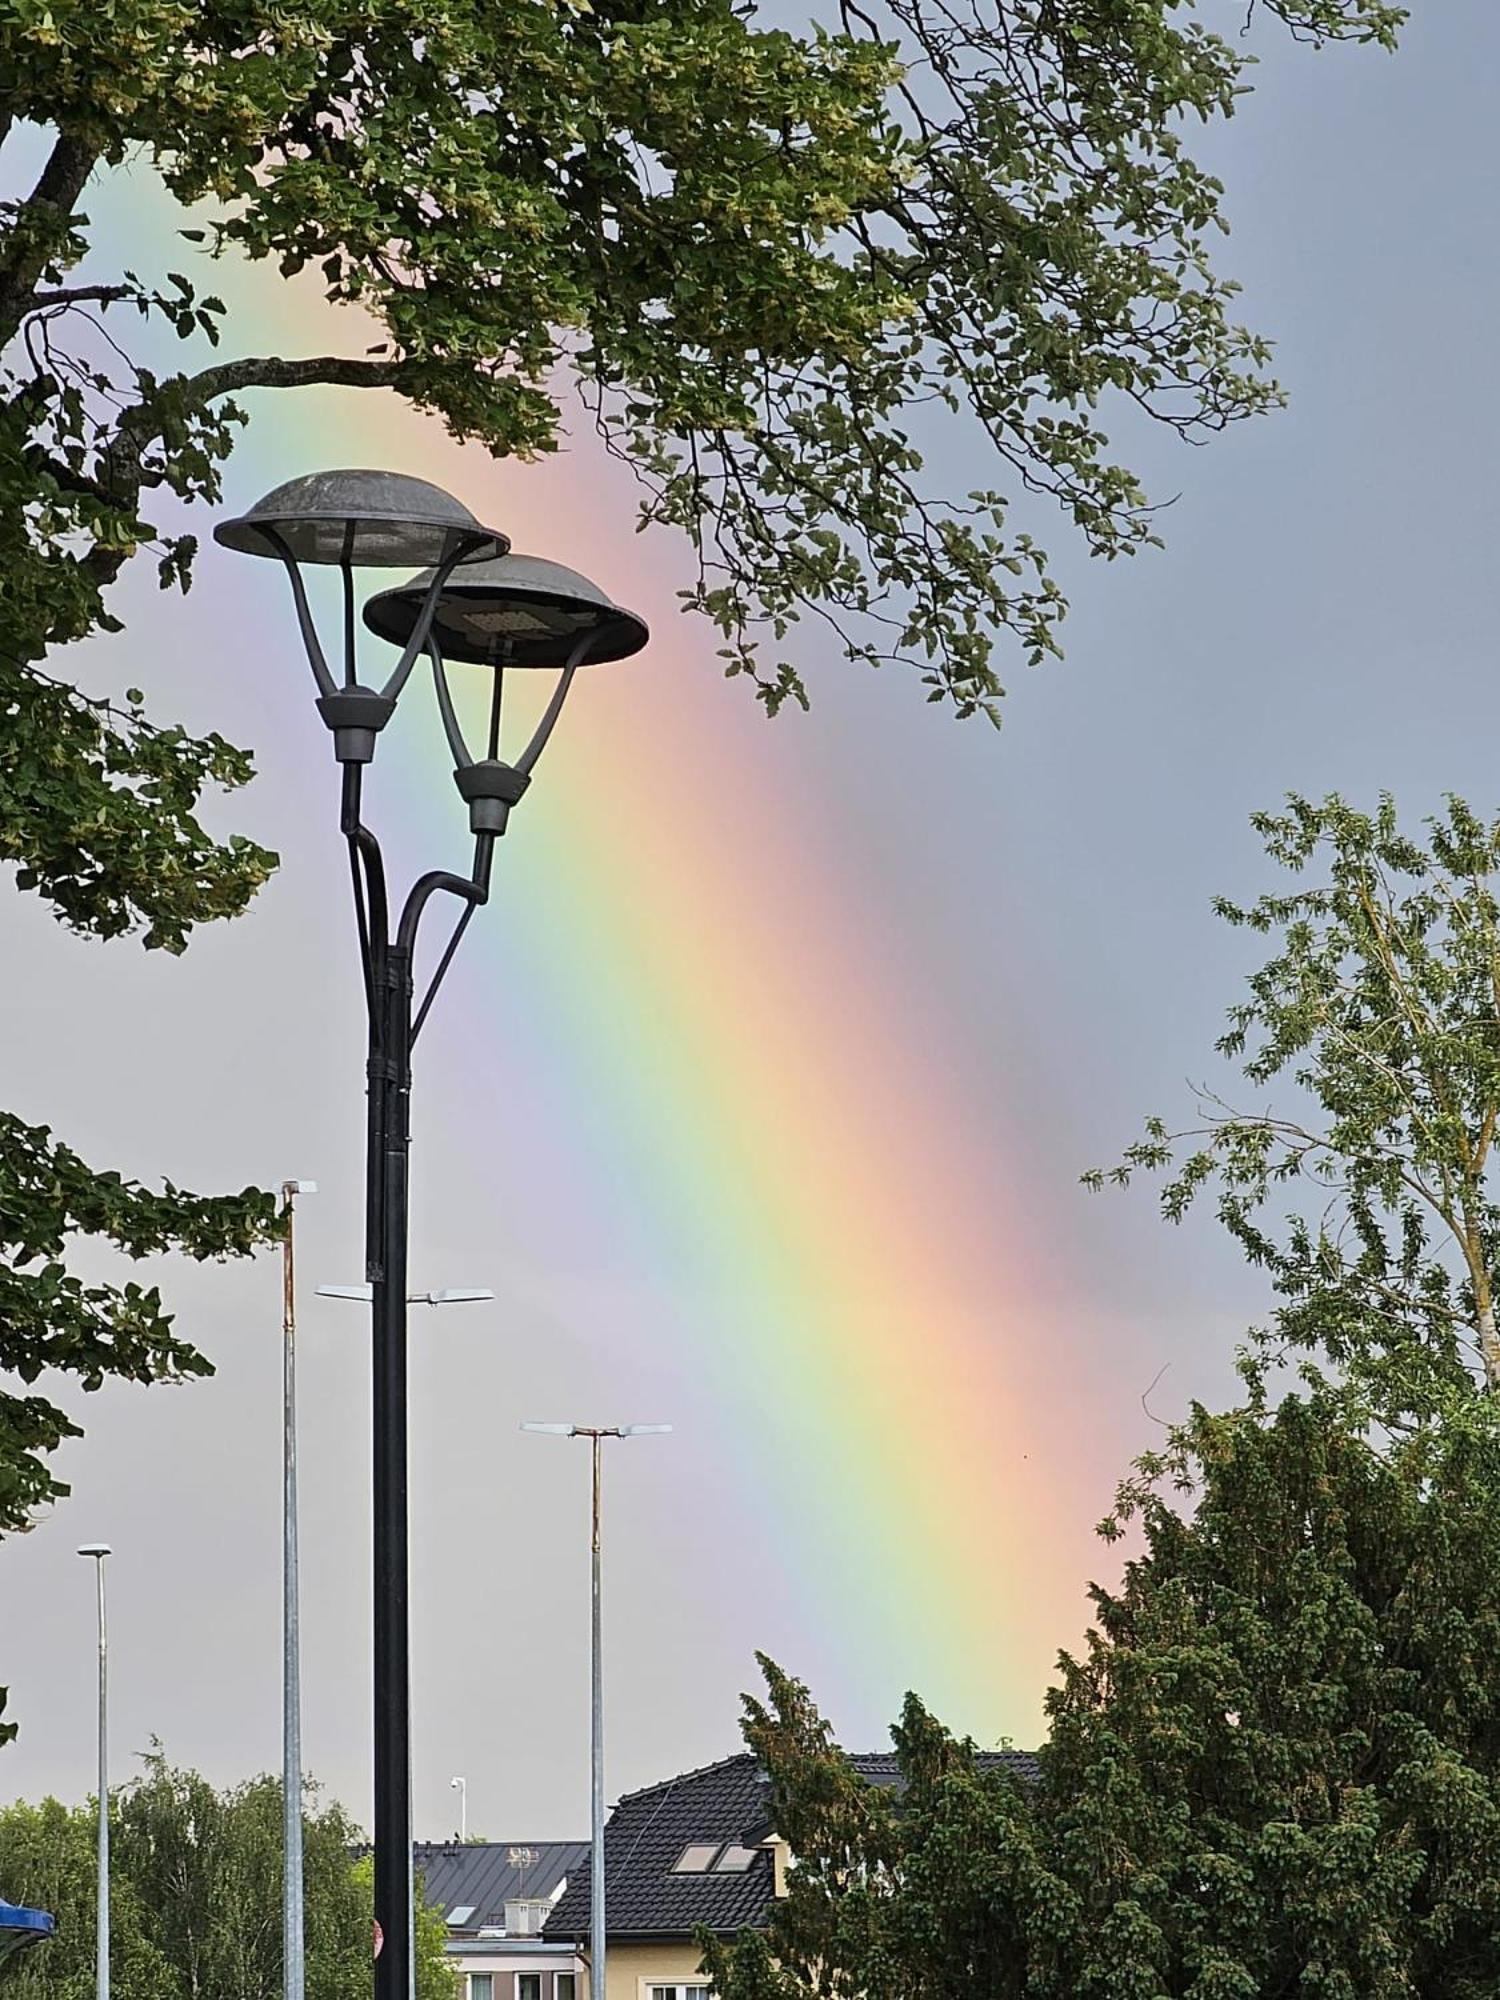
[{"left": 215, "top": 471, "right": 648, "bottom": 2000}]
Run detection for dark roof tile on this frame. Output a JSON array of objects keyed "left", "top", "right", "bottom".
[
  {"left": 415, "top": 1841, "right": 588, "bottom": 1932},
  {"left": 546, "top": 1748, "right": 1037, "bottom": 1943}
]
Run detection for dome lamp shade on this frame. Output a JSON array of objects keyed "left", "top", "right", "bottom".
[
  {"left": 363, "top": 554, "right": 648, "bottom": 667},
  {"left": 214, "top": 470, "right": 508, "bottom": 569}
]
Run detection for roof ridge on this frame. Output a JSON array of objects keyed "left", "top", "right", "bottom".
[
  {"left": 613, "top": 1750, "right": 756, "bottom": 1807},
  {"left": 412, "top": 1838, "right": 586, "bottom": 1850}
]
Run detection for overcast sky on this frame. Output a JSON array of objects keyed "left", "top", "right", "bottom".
[{"left": 2, "top": 3, "right": 1498, "bottom": 1843}]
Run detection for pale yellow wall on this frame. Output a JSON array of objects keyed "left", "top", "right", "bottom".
[{"left": 578, "top": 1939, "right": 713, "bottom": 2000}]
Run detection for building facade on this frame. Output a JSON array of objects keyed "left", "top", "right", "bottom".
[{"left": 416, "top": 1839, "right": 588, "bottom": 2000}]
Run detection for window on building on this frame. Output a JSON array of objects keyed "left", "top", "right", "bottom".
[
  {"left": 556, "top": 1976, "right": 577, "bottom": 2000},
  {"left": 714, "top": 1846, "right": 756, "bottom": 1873},
  {"left": 517, "top": 1975, "right": 543, "bottom": 2000},
  {"left": 448, "top": 1906, "right": 477, "bottom": 1929},
  {"left": 647, "top": 1986, "right": 711, "bottom": 2000},
  {"left": 469, "top": 1976, "right": 493, "bottom": 2000},
  {"left": 671, "top": 1845, "right": 720, "bottom": 1873}
]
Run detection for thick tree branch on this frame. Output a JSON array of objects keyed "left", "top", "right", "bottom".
[
  {"left": 158, "top": 351, "right": 416, "bottom": 404},
  {"left": 85, "top": 352, "right": 419, "bottom": 587},
  {"left": 0, "top": 129, "right": 102, "bottom": 340},
  {"left": 25, "top": 283, "right": 132, "bottom": 311}
]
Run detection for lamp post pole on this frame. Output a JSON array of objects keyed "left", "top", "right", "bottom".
[
  {"left": 77, "top": 1544, "right": 111, "bottom": 2000},
  {"left": 589, "top": 1432, "right": 604, "bottom": 2000},
  {"left": 216, "top": 472, "right": 649, "bottom": 2000},
  {"left": 520, "top": 1424, "right": 671, "bottom": 2000},
  {"left": 316, "top": 1279, "right": 493, "bottom": 2000},
  {"left": 281, "top": 1180, "right": 317, "bottom": 2000}
]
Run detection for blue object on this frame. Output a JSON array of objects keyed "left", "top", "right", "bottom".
[{"left": 0, "top": 1900, "right": 55, "bottom": 1972}]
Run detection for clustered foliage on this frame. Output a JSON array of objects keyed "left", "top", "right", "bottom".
[
  {"left": 0, "top": 1753, "right": 456, "bottom": 2000},
  {"left": 4, "top": 0, "right": 1401, "bottom": 723},
  {"left": 0, "top": 1111, "right": 276, "bottom": 1532},
  {"left": 712, "top": 1391, "right": 1500, "bottom": 2000},
  {"left": 1092, "top": 794, "right": 1500, "bottom": 1417}
]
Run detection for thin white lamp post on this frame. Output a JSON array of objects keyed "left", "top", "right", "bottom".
[
  {"left": 519, "top": 1424, "right": 671, "bottom": 2000},
  {"left": 450, "top": 1777, "right": 466, "bottom": 1842},
  {"left": 77, "top": 1543, "right": 111, "bottom": 2000},
  {"left": 281, "top": 1180, "right": 318, "bottom": 2000}
]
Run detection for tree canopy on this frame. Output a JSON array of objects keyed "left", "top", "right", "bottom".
[
  {"left": 1093, "top": 793, "right": 1500, "bottom": 1425},
  {"left": 708, "top": 1389, "right": 1500, "bottom": 2000},
  {"left": 0, "top": 1752, "right": 455, "bottom": 2000}
]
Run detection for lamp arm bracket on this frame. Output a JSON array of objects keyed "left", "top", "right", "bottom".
[
  {"left": 396, "top": 855, "right": 491, "bottom": 956},
  {"left": 429, "top": 638, "right": 473, "bottom": 769},
  {"left": 340, "top": 766, "right": 390, "bottom": 1025},
  {"left": 262, "top": 526, "right": 339, "bottom": 700},
  {"left": 514, "top": 633, "right": 598, "bottom": 779},
  {"left": 400, "top": 838, "right": 495, "bottom": 1042},
  {"left": 378, "top": 535, "right": 487, "bottom": 707}
]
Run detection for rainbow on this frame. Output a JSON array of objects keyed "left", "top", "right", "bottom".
[{"left": 93, "top": 158, "right": 1101, "bottom": 1746}]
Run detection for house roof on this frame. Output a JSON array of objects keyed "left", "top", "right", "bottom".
[
  {"left": 414, "top": 1841, "right": 589, "bottom": 1933},
  {"left": 545, "top": 1748, "right": 1038, "bottom": 1944}
]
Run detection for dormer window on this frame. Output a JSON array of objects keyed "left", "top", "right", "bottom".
[
  {"left": 714, "top": 1846, "right": 756, "bottom": 1873},
  {"left": 671, "top": 1844, "right": 720, "bottom": 1872}
]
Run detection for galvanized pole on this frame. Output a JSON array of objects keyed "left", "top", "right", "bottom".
[
  {"left": 590, "top": 1431, "right": 605, "bottom": 2000},
  {"left": 77, "top": 1546, "right": 110, "bottom": 2000},
  {"left": 282, "top": 1183, "right": 311, "bottom": 2000},
  {"left": 96, "top": 1556, "right": 108, "bottom": 2000},
  {"left": 518, "top": 1422, "right": 668, "bottom": 2000}
]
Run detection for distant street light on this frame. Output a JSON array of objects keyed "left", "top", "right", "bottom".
[
  {"left": 450, "top": 1776, "right": 467, "bottom": 1843},
  {"left": 217, "top": 468, "right": 648, "bottom": 2000},
  {"left": 315, "top": 1287, "right": 494, "bottom": 1307},
  {"left": 76, "top": 1544, "right": 111, "bottom": 2000},
  {"left": 519, "top": 1425, "right": 671, "bottom": 2000},
  {"left": 280, "top": 1180, "right": 317, "bottom": 2000}
]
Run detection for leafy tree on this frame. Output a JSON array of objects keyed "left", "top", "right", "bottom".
[
  {"left": 1091, "top": 794, "right": 1500, "bottom": 1423},
  {"left": 0, "top": 0, "right": 1403, "bottom": 1721},
  {"left": 0, "top": 1793, "right": 175, "bottom": 2000},
  {"left": 708, "top": 1389, "right": 1500, "bottom": 2000},
  {"left": 0, "top": 1754, "right": 456, "bottom": 2000}
]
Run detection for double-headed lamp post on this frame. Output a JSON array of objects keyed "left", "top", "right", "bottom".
[
  {"left": 216, "top": 471, "right": 648, "bottom": 2000},
  {"left": 520, "top": 1424, "right": 670, "bottom": 2000},
  {"left": 77, "top": 1544, "right": 111, "bottom": 2000}
]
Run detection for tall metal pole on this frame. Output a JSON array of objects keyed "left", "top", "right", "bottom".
[
  {"left": 283, "top": 1182, "right": 314, "bottom": 2000},
  {"left": 518, "top": 1422, "right": 668, "bottom": 2000},
  {"left": 96, "top": 1557, "right": 108, "bottom": 2000},
  {"left": 370, "top": 938, "right": 415, "bottom": 2000},
  {"left": 590, "top": 1433, "right": 605, "bottom": 2000},
  {"left": 77, "top": 1545, "right": 110, "bottom": 2000}
]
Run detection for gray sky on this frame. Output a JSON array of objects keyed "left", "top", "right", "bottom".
[{"left": 2, "top": 2, "right": 1497, "bottom": 1842}]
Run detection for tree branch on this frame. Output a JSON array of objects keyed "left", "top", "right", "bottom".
[
  {"left": 86, "top": 352, "right": 420, "bottom": 588},
  {"left": 25, "top": 283, "right": 132, "bottom": 312},
  {"left": 0, "top": 129, "right": 102, "bottom": 340}
]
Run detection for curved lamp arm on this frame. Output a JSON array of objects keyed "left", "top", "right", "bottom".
[
  {"left": 378, "top": 536, "right": 485, "bottom": 706},
  {"left": 428, "top": 638, "right": 473, "bottom": 770},
  {"left": 262, "top": 526, "right": 337, "bottom": 700},
  {"left": 515, "top": 632, "right": 600, "bottom": 778}
]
